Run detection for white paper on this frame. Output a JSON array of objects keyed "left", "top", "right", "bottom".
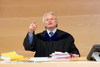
[
  {"left": 29, "top": 57, "right": 54, "bottom": 61},
  {"left": 50, "top": 51, "right": 71, "bottom": 58},
  {"left": 1, "top": 55, "right": 10, "bottom": 61}
]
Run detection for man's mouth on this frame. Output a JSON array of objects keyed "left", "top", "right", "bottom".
[{"left": 48, "top": 23, "right": 52, "bottom": 25}]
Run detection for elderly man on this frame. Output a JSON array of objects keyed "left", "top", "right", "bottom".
[{"left": 23, "top": 12, "right": 80, "bottom": 57}]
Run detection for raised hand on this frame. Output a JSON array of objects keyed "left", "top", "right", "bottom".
[{"left": 29, "top": 20, "right": 37, "bottom": 34}]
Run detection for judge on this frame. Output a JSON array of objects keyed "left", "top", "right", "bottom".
[{"left": 23, "top": 12, "right": 80, "bottom": 57}]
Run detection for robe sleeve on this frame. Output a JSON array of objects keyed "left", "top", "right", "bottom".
[
  {"left": 69, "top": 35, "right": 80, "bottom": 56},
  {"left": 23, "top": 32, "right": 36, "bottom": 51}
]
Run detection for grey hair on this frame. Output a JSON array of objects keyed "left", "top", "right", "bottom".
[{"left": 42, "top": 12, "right": 58, "bottom": 23}]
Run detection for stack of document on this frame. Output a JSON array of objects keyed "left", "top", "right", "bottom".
[
  {"left": 50, "top": 51, "right": 71, "bottom": 59},
  {"left": 1, "top": 51, "right": 23, "bottom": 61}
]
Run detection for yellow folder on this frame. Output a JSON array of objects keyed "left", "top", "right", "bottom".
[{"left": 1, "top": 51, "right": 23, "bottom": 60}]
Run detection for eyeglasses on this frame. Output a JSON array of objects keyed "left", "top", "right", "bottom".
[{"left": 45, "top": 18, "right": 55, "bottom": 21}]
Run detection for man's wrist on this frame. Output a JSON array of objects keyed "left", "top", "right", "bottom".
[{"left": 29, "top": 31, "right": 33, "bottom": 34}]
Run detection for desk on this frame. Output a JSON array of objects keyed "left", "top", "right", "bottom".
[{"left": 0, "top": 57, "right": 100, "bottom": 67}]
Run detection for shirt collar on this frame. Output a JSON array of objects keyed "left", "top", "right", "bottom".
[{"left": 47, "top": 28, "right": 57, "bottom": 35}]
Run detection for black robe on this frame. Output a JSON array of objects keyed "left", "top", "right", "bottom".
[{"left": 23, "top": 29, "right": 80, "bottom": 57}]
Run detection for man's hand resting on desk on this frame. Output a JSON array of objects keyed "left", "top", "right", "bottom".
[
  {"left": 71, "top": 54, "right": 79, "bottom": 58},
  {"left": 29, "top": 20, "right": 37, "bottom": 34}
]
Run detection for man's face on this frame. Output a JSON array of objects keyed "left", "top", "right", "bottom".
[{"left": 44, "top": 14, "right": 57, "bottom": 29}]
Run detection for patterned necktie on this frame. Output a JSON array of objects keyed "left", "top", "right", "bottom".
[{"left": 49, "top": 32, "right": 53, "bottom": 37}]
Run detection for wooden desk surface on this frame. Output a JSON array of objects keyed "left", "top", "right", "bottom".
[{"left": 0, "top": 57, "right": 100, "bottom": 67}]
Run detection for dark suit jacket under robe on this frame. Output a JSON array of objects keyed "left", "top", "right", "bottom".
[{"left": 23, "top": 29, "right": 80, "bottom": 57}]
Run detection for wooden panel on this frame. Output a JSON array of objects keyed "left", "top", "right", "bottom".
[
  {"left": 0, "top": 0, "right": 100, "bottom": 18},
  {"left": 0, "top": 15, "right": 100, "bottom": 57},
  {"left": 0, "top": 0, "right": 100, "bottom": 57}
]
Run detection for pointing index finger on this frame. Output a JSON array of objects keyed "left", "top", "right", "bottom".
[
  {"left": 32, "top": 20, "right": 36, "bottom": 28},
  {"left": 33, "top": 20, "right": 36, "bottom": 24}
]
